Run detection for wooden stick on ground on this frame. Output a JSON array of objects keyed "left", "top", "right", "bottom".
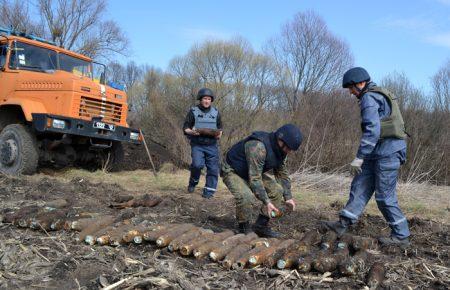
[{"left": 139, "top": 129, "right": 158, "bottom": 177}]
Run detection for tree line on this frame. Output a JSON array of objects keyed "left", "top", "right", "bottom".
[
  {"left": 1, "top": 1, "right": 448, "bottom": 184},
  {"left": 114, "top": 13, "right": 449, "bottom": 185}
]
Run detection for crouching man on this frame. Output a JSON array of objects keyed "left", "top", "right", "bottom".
[{"left": 221, "top": 124, "right": 303, "bottom": 238}]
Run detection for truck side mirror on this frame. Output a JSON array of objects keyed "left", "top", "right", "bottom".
[{"left": 100, "top": 72, "right": 105, "bottom": 85}]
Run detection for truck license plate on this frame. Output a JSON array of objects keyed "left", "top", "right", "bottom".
[{"left": 93, "top": 121, "right": 115, "bottom": 131}]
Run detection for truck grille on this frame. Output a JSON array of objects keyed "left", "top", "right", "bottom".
[{"left": 79, "top": 96, "right": 122, "bottom": 124}]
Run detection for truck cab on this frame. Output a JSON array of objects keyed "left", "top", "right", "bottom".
[{"left": 0, "top": 28, "right": 141, "bottom": 175}]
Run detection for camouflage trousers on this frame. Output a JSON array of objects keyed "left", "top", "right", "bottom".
[{"left": 221, "top": 161, "right": 284, "bottom": 223}]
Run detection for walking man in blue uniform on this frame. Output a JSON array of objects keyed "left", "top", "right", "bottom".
[
  {"left": 183, "top": 88, "right": 222, "bottom": 199},
  {"left": 323, "top": 67, "right": 411, "bottom": 247}
]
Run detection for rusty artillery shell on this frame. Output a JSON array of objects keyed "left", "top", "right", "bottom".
[
  {"left": 193, "top": 230, "right": 235, "bottom": 259},
  {"left": 5, "top": 205, "right": 41, "bottom": 224},
  {"left": 50, "top": 218, "right": 68, "bottom": 231},
  {"left": 320, "top": 230, "right": 338, "bottom": 251},
  {"left": 339, "top": 249, "right": 369, "bottom": 276},
  {"left": 66, "top": 218, "right": 96, "bottom": 231},
  {"left": 366, "top": 262, "right": 385, "bottom": 289},
  {"left": 180, "top": 230, "right": 234, "bottom": 256},
  {"left": 297, "top": 255, "right": 315, "bottom": 273},
  {"left": 122, "top": 226, "right": 147, "bottom": 244},
  {"left": 45, "top": 199, "right": 69, "bottom": 209},
  {"left": 352, "top": 236, "right": 378, "bottom": 251},
  {"left": 250, "top": 239, "right": 295, "bottom": 267},
  {"left": 86, "top": 223, "right": 129, "bottom": 246},
  {"left": 336, "top": 234, "right": 353, "bottom": 250},
  {"left": 30, "top": 210, "right": 68, "bottom": 231},
  {"left": 193, "top": 240, "right": 222, "bottom": 259},
  {"left": 142, "top": 224, "right": 184, "bottom": 242},
  {"left": 77, "top": 215, "right": 115, "bottom": 242},
  {"left": 233, "top": 242, "right": 277, "bottom": 270},
  {"left": 263, "top": 240, "right": 299, "bottom": 268},
  {"left": 168, "top": 227, "right": 206, "bottom": 251},
  {"left": 250, "top": 238, "right": 276, "bottom": 248},
  {"left": 209, "top": 233, "right": 258, "bottom": 261},
  {"left": 222, "top": 243, "right": 253, "bottom": 270},
  {"left": 156, "top": 224, "right": 197, "bottom": 247},
  {"left": 313, "top": 247, "right": 349, "bottom": 273},
  {"left": 277, "top": 250, "right": 305, "bottom": 269},
  {"left": 108, "top": 224, "right": 143, "bottom": 246},
  {"left": 300, "top": 229, "right": 321, "bottom": 246},
  {"left": 86, "top": 225, "right": 113, "bottom": 245}
]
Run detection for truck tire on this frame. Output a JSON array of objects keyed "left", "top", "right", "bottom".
[
  {"left": 103, "top": 141, "right": 124, "bottom": 172},
  {"left": 0, "top": 124, "right": 39, "bottom": 175}
]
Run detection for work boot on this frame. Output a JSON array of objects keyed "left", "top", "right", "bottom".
[
  {"left": 202, "top": 188, "right": 215, "bottom": 199},
  {"left": 322, "top": 218, "right": 350, "bottom": 237},
  {"left": 378, "top": 236, "right": 410, "bottom": 247},
  {"left": 187, "top": 185, "right": 196, "bottom": 193},
  {"left": 238, "top": 221, "right": 253, "bottom": 234},
  {"left": 253, "top": 214, "right": 280, "bottom": 238}
]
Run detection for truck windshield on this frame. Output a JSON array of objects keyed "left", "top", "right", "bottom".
[
  {"left": 9, "top": 41, "right": 57, "bottom": 72},
  {"left": 59, "top": 53, "right": 92, "bottom": 78}
]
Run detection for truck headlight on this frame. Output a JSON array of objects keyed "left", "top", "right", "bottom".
[
  {"left": 130, "top": 132, "right": 139, "bottom": 140},
  {"left": 52, "top": 119, "right": 66, "bottom": 129}
]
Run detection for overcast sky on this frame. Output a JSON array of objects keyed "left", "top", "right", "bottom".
[{"left": 108, "top": 0, "right": 450, "bottom": 93}]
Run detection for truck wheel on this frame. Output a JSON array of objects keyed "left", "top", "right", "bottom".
[
  {"left": 102, "top": 141, "right": 124, "bottom": 172},
  {"left": 0, "top": 124, "right": 39, "bottom": 175}
]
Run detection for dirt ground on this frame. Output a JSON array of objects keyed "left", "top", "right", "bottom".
[{"left": 0, "top": 171, "right": 449, "bottom": 290}]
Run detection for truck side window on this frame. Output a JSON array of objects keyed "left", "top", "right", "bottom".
[{"left": 0, "top": 44, "right": 7, "bottom": 68}]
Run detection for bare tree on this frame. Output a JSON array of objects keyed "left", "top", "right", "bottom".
[
  {"left": 37, "top": 0, "right": 127, "bottom": 59},
  {"left": 381, "top": 71, "right": 428, "bottom": 111},
  {"left": 1, "top": 0, "right": 127, "bottom": 59},
  {"left": 0, "top": 0, "right": 43, "bottom": 35},
  {"left": 266, "top": 11, "right": 353, "bottom": 112},
  {"left": 432, "top": 59, "right": 450, "bottom": 112}
]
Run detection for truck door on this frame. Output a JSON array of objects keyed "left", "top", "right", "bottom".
[{"left": 0, "top": 42, "right": 7, "bottom": 100}]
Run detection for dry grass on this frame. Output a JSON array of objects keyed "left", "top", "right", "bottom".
[{"left": 37, "top": 168, "right": 450, "bottom": 224}]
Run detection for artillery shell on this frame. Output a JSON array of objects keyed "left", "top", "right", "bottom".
[
  {"left": 193, "top": 240, "right": 222, "bottom": 259},
  {"left": 77, "top": 216, "right": 115, "bottom": 242},
  {"left": 352, "top": 236, "right": 378, "bottom": 251},
  {"left": 222, "top": 243, "right": 253, "bottom": 270},
  {"left": 300, "top": 229, "right": 321, "bottom": 246},
  {"left": 192, "top": 230, "right": 236, "bottom": 259},
  {"left": 181, "top": 230, "right": 234, "bottom": 256},
  {"left": 249, "top": 239, "right": 294, "bottom": 267},
  {"left": 297, "top": 255, "right": 314, "bottom": 273},
  {"left": 233, "top": 243, "right": 274, "bottom": 270},
  {"left": 109, "top": 224, "right": 142, "bottom": 246},
  {"left": 209, "top": 233, "right": 258, "bottom": 261},
  {"left": 68, "top": 218, "right": 97, "bottom": 231},
  {"left": 86, "top": 224, "right": 120, "bottom": 245},
  {"left": 366, "top": 262, "right": 385, "bottom": 289},
  {"left": 143, "top": 224, "right": 184, "bottom": 242},
  {"left": 45, "top": 199, "right": 69, "bottom": 209},
  {"left": 168, "top": 228, "right": 205, "bottom": 251},
  {"left": 263, "top": 239, "right": 299, "bottom": 268},
  {"left": 4, "top": 205, "right": 40, "bottom": 225},
  {"left": 339, "top": 250, "right": 369, "bottom": 276},
  {"left": 320, "top": 230, "right": 338, "bottom": 251},
  {"left": 277, "top": 251, "right": 305, "bottom": 269},
  {"left": 179, "top": 232, "right": 216, "bottom": 256},
  {"left": 29, "top": 210, "right": 68, "bottom": 231},
  {"left": 156, "top": 224, "right": 197, "bottom": 247},
  {"left": 122, "top": 227, "right": 147, "bottom": 244},
  {"left": 336, "top": 233, "right": 353, "bottom": 250}
]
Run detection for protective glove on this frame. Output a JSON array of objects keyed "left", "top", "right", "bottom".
[{"left": 349, "top": 158, "right": 364, "bottom": 176}]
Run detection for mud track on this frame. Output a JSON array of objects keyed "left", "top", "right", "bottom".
[{"left": 0, "top": 174, "right": 448, "bottom": 289}]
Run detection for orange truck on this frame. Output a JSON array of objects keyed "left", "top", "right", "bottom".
[{"left": 0, "top": 28, "right": 141, "bottom": 175}]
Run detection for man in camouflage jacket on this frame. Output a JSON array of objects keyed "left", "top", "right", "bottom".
[{"left": 222, "top": 124, "right": 303, "bottom": 237}]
